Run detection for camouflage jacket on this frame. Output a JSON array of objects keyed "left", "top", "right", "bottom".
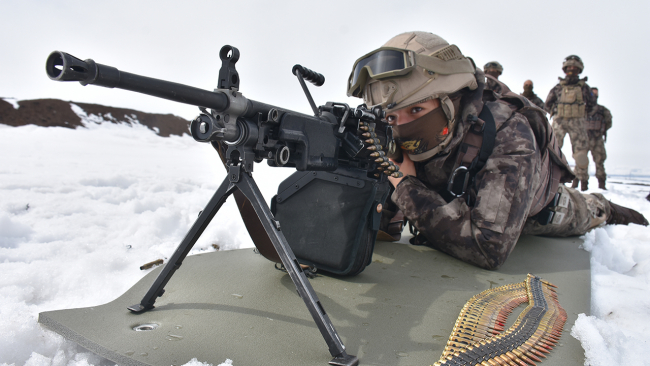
[
  {"left": 521, "top": 92, "right": 545, "bottom": 109},
  {"left": 544, "top": 77, "right": 596, "bottom": 117},
  {"left": 586, "top": 104, "right": 612, "bottom": 133},
  {"left": 485, "top": 76, "right": 503, "bottom": 94},
  {"left": 392, "top": 70, "right": 573, "bottom": 270}
]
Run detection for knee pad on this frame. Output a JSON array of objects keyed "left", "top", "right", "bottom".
[{"left": 574, "top": 150, "right": 589, "bottom": 169}]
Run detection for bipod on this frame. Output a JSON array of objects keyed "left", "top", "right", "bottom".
[{"left": 127, "top": 163, "right": 359, "bottom": 366}]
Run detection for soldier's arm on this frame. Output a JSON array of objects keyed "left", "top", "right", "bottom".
[
  {"left": 603, "top": 106, "right": 612, "bottom": 141},
  {"left": 583, "top": 83, "right": 597, "bottom": 113},
  {"left": 544, "top": 87, "right": 557, "bottom": 115},
  {"left": 392, "top": 113, "right": 539, "bottom": 270},
  {"left": 604, "top": 107, "right": 612, "bottom": 130}
]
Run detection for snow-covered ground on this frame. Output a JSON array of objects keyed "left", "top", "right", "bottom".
[{"left": 1, "top": 107, "right": 649, "bottom": 366}]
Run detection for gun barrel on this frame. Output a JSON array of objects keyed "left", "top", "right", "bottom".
[{"left": 46, "top": 51, "right": 229, "bottom": 111}]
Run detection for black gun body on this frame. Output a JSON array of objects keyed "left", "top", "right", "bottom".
[
  {"left": 45, "top": 48, "right": 392, "bottom": 366},
  {"left": 46, "top": 51, "right": 343, "bottom": 172}
]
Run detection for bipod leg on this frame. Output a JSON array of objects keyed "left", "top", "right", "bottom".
[
  {"left": 235, "top": 170, "right": 359, "bottom": 366},
  {"left": 128, "top": 176, "right": 236, "bottom": 313}
]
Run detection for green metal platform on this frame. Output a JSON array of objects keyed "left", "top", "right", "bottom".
[{"left": 39, "top": 234, "right": 590, "bottom": 366}]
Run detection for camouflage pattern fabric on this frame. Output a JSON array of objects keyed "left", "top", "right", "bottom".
[
  {"left": 586, "top": 104, "right": 612, "bottom": 181},
  {"left": 522, "top": 185, "right": 609, "bottom": 237},
  {"left": 551, "top": 117, "right": 589, "bottom": 181},
  {"left": 521, "top": 92, "right": 545, "bottom": 109},
  {"left": 485, "top": 76, "right": 503, "bottom": 94},
  {"left": 545, "top": 77, "right": 596, "bottom": 118},
  {"left": 388, "top": 70, "right": 588, "bottom": 270}
]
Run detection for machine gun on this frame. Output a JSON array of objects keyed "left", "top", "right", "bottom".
[{"left": 46, "top": 46, "right": 401, "bottom": 366}]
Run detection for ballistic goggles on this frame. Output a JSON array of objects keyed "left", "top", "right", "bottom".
[{"left": 347, "top": 47, "right": 475, "bottom": 98}]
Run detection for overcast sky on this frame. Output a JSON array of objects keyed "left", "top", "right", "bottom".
[{"left": 2, "top": 0, "right": 649, "bottom": 175}]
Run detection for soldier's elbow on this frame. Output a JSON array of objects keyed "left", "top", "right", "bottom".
[{"left": 479, "top": 259, "right": 505, "bottom": 271}]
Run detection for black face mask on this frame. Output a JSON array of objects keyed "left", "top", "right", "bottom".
[{"left": 393, "top": 106, "right": 449, "bottom": 155}]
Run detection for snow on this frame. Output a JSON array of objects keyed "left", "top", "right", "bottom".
[
  {"left": 1, "top": 108, "right": 650, "bottom": 365},
  {"left": 2, "top": 98, "right": 20, "bottom": 109}
]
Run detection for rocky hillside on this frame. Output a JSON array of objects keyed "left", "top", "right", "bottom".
[{"left": 0, "top": 98, "right": 189, "bottom": 137}]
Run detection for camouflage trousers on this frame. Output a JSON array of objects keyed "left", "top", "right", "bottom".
[
  {"left": 552, "top": 117, "right": 589, "bottom": 181},
  {"left": 522, "top": 185, "right": 609, "bottom": 237},
  {"left": 587, "top": 131, "right": 607, "bottom": 181}
]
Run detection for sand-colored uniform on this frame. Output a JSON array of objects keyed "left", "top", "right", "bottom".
[
  {"left": 544, "top": 77, "right": 596, "bottom": 182},
  {"left": 390, "top": 72, "right": 610, "bottom": 270},
  {"left": 586, "top": 104, "right": 612, "bottom": 182}
]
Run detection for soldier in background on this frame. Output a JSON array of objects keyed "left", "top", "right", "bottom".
[
  {"left": 484, "top": 61, "right": 504, "bottom": 94},
  {"left": 545, "top": 55, "right": 596, "bottom": 191},
  {"left": 521, "top": 80, "right": 545, "bottom": 109},
  {"left": 586, "top": 87, "right": 612, "bottom": 189}
]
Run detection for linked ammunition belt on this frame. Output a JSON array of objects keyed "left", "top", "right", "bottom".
[{"left": 433, "top": 274, "right": 566, "bottom": 366}]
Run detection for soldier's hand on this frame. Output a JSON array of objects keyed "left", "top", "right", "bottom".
[{"left": 388, "top": 153, "right": 416, "bottom": 187}]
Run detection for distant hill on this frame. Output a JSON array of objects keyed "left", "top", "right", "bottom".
[{"left": 0, "top": 98, "right": 190, "bottom": 137}]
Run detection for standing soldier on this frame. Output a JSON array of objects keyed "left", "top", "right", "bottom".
[
  {"left": 484, "top": 61, "right": 504, "bottom": 93},
  {"left": 521, "top": 80, "right": 545, "bottom": 109},
  {"left": 586, "top": 87, "right": 612, "bottom": 189},
  {"left": 545, "top": 55, "right": 596, "bottom": 191}
]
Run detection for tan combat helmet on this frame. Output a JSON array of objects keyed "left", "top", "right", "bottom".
[
  {"left": 347, "top": 32, "right": 478, "bottom": 161},
  {"left": 562, "top": 55, "right": 584, "bottom": 73}
]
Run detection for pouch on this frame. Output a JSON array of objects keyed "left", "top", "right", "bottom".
[{"left": 271, "top": 168, "right": 391, "bottom": 276}]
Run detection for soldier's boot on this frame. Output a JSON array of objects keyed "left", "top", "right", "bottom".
[
  {"left": 571, "top": 179, "right": 579, "bottom": 189},
  {"left": 598, "top": 178, "right": 606, "bottom": 190},
  {"left": 377, "top": 210, "right": 405, "bottom": 242},
  {"left": 606, "top": 201, "right": 649, "bottom": 226},
  {"left": 581, "top": 180, "right": 588, "bottom": 192}
]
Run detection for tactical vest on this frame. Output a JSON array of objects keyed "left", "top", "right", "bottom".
[
  {"left": 454, "top": 76, "right": 575, "bottom": 217},
  {"left": 556, "top": 79, "right": 586, "bottom": 118}
]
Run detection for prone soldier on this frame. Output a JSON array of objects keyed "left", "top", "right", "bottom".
[
  {"left": 545, "top": 55, "right": 595, "bottom": 191},
  {"left": 349, "top": 32, "right": 648, "bottom": 269},
  {"left": 521, "top": 80, "right": 545, "bottom": 109},
  {"left": 586, "top": 87, "right": 612, "bottom": 189}
]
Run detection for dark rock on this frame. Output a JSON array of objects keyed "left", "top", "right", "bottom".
[{"left": 0, "top": 98, "right": 189, "bottom": 137}]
